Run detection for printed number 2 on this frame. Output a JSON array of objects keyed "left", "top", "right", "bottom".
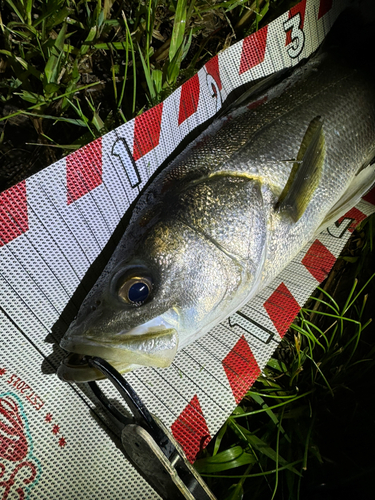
[{"left": 284, "top": 13, "right": 305, "bottom": 59}]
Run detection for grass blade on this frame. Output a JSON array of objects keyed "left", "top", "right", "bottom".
[
  {"left": 170, "top": 0, "right": 187, "bottom": 62},
  {"left": 194, "top": 446, "right": 257, "bottom": 473},
  {"left": 137, "top": 42, "right": 156, "bottom": 102},
  {"left": 5, "top": 0, "right": 25, "bottom": 23},
  {"left": 44, "top": 22, "right": 67, "bottom": 84}
]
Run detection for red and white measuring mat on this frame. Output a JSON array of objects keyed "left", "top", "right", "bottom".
[{"left": 1, "top": 0, "right": 374, "bottom": 498}]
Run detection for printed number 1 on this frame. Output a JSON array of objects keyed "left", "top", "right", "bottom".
[
  {"left": 112, "top": 138, "right": 141, "bottom": 188},
  {"left": 284, "top": 13, "right": 305, "bottom": 59}
]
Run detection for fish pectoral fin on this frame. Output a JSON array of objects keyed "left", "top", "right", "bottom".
[
  {"left": 276, "top": 116, "right": 325, "bottom": 222},
  {"left": 315, "top": 162, "right": 375, "bottom": 234}
]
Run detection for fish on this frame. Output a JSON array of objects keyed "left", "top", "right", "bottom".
[{"left": 58, "top": 38, "right": 375, "bottom": 383}]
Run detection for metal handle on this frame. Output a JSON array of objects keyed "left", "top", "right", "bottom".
[{"left": 86, "top": 357, "right": 217, "bottom": 500}]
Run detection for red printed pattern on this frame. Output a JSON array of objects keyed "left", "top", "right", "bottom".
[
  {"left": 362, "top": 186, "right": 375, "bottom": 206},
  {"left": 59, "top": 437, "right": 66, "bottom": 448},
  {"left": 66, "top": 138, "right": 102, "bottom": 204},
  {"left": 133, "top": 102, "right": 164, "bottom": 161},
  {"left": 318, "top": 0, "right": 333, "bottom": 20},
  {"left": 285, "top": 0, "right": 307, "bottom": 45},
  {"left": 205, "top": 55, "right": 222, "bottom": 91},
  {"left": 222, "top": 336, "right": 261, "bottom": 404},
  {"left": 178, "top": 74, "right": 200, "bottom": 126},
  {"left": 171, "top": 395, "right": 210, "bottom": 463},
  {"left": 338, "top": 207, "right": 367, "bottom": 234},
  {"left": 0, "top": 181, "right": 28, "bottom": 247},
  {"left": 0, "top": 396, "right": 28, "bottom": 462},
  {"left": 239, "top": 25, "right": 268, "bottom": 75},
  {"left": 264, "top": 283, "right": 301, "bottom": 337},
  {"left": 302, "top": 239, "right": 336, "bottom": 283},
  {"left": 5, "top": 373, "right": 44, "bottom": 411},
  {"left": 44, "top": 413, "right": 66, "bottom": 448},
  {"left": 0, "top": 395, "right": 39, "bottom": 499}
]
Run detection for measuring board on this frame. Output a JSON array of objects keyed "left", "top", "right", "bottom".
[{"left": 1, "top": 0, "right": 375, "bottom": 498}]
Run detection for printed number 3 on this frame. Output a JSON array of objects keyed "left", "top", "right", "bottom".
[{"left": 284, "top": 13, "right": 305, "bottom": 59}]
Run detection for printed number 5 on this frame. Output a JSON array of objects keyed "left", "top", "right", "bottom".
[{"left": 284, "top": 13, "right": 305, "bottom": 59}]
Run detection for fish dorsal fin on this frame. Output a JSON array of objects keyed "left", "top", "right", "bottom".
[{"left": 276, "top": 116, "right": 325, "bottom": 222}]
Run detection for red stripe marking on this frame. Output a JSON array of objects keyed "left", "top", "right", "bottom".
[
  {"left": 205, "top": 55, "right": 222, "bottom": 91},
  {"left": 318, "top": 0, "right": 333, "bottom": 20},
  {"left": 239, "top": 25, "right": 268, "bottom": 75},
  {"left": 362, "top": 186, "right": 375, "bottom": 206},
  {"left": 66, "top": 138, "right": 102, "bottom": 204},
  {"left": 171, "top": 395, "right": 211, "bottom": 463},
  {"left": 302, "top": 239, "right": 336, "bottom": 283},
  {"left": 222, "top": 336, "right": 261, "bottom": 404},
  {"left": 0, "top": 181, "right": 28, "bottom": 246},
  {"left": 338, "top": 207, "right": 367, "bottom": 233},
  {"left": 264, "top": 283, "right": 300, "bottom": 337},
  {"left": 178, "top": 74, "right": 200, "bottom": 126},
  {"left": 133, "top": 102, "right": 164, "bottom": 161},
  {"left": 285, "top": 0, "right": 307, "bottom": 45}
]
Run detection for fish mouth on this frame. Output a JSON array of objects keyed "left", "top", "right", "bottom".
[
  {"left": 58, "top": 318, "right": 179, "bottom": 383},
  {"left": 57, "top": 352, "right": 148, "bottom": 383}
]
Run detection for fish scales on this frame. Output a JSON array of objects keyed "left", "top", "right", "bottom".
[
  {"left": 59, "top": 49, "right": 375, "bottom": 382},
  {"left": 171, "top": 177, "right": 266, "bottom": 264}
]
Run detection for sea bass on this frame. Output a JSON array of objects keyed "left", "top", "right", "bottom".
[{"left": 58, "top": 46, "right": 375, "bottom": 382}]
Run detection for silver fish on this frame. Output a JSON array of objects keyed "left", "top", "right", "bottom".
[{"left": 58, "top": 47, "right": 375, "bottom": 382}]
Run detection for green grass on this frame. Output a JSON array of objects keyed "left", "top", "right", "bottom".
[
  {"left": 0, "top": 0, "right": 296, "bottom": 191},
  {"left": 0, "top": 0, "right": 282, "bottom": 155},
  {"left": 1, "top": 0, "right": 290, "bottom": 189},
  {"left": 0, "top": 0, "right": 297, "bottom": 191},
  {"left": 194, "top": 213, "right": 375, "bottom": 499}
]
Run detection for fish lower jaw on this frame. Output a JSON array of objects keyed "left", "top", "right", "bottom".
[
  {"left": 58, "top": 327, "right": 179, "bottom": 383},
  {"left": 57, "top": 352, "right": 145, "bottom": 383},
  {"left": 57, "top": 352, "right": 141, "bottom": 383}
]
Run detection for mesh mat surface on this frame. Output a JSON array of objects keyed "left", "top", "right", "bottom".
[{"left": 1, "top": 0, "right": 375, "bottom": 498}]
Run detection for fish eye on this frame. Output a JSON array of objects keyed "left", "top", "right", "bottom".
[{"left": 117, "top": 275, "right": 153, "bottom": 306}]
